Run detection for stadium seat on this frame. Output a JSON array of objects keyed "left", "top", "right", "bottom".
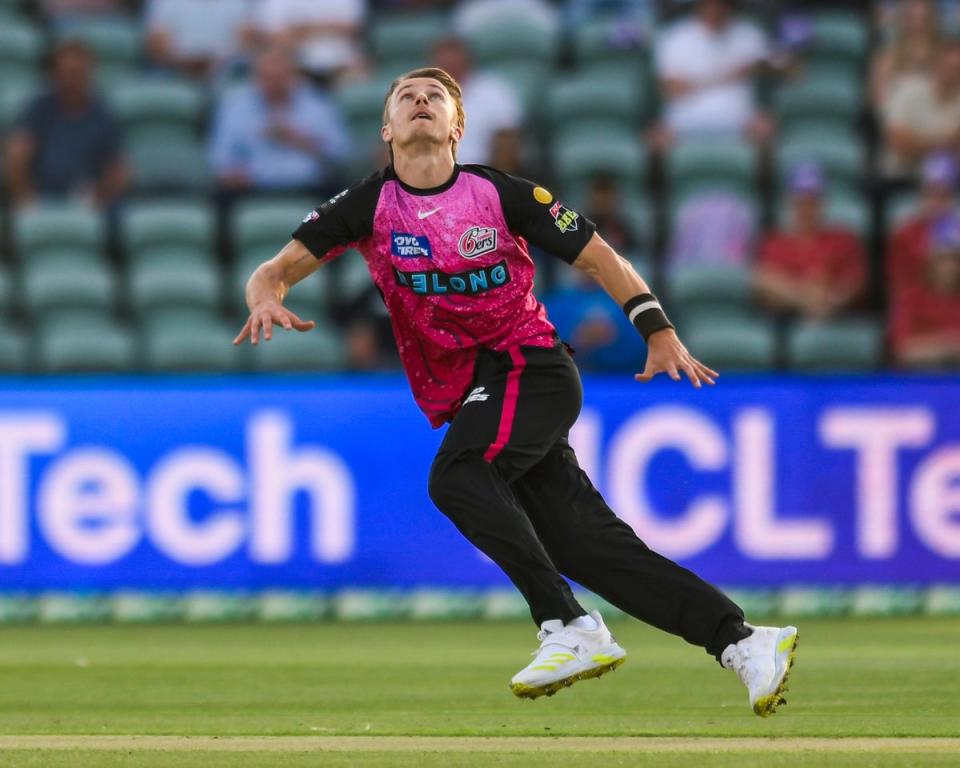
[
  {"left": 886, "top": 192, "right": 920, "bottom": 230},
  {"left": 572, "top": 16, "right": 648, "bottom": 68},
  {"left": 666, "top": 139, "right": 756, "bottom": 199},
  {"left": 128, "top": 260, "right": 222, "bottom": 314},
  {"left": 552, "top": 128, "right": 646, "bottom": 193},
  {"left": 807, "top": 12, "right": 869, "bottom": 66},
  {"left": 465, "top": 19, "right": 559, "bottom": 71},
  {"left": 22, "top": 260, "right": 115, "bottom": 316},
  {"left": 775, "top": 131, "right": 865, "bottom": 189},
  {"left": 787, "top": 318, "right": 883, "bottom": 371},
  {"left": 108, "top": 78, "right": 205, "bottom": 144},
  {"left": 0, "top": 266, "right": 12, "bottom": 316},
  {"left": 128, "top": 138, "right": 211, "bottom": 192},
  {"left": 230, "top": 197, "right": 316, "bottom": 264},
  {"left": 142, "top": 317, "right": 240, "bottom": 372},
  {"left": 56, "top": 17, "right": 141, "bottom": 84},
  {"left": 0, "top": 76, "right": 37, "bottom": 131},
  {"left": 545, "top": 77, "right": 640, "bottom": 133},
  {"left": 775, "top": 78, "right": 861, "bottom": 134},
  {"left": 0, "top": 328, "right": 27, "bottom": 372},
  {"left": 122, "top": 200, "right": 216, "bottom": 263},
  {"left": 13, "top": 203, "right": 105, "bottom": 264},
  {"left": 36, "top": 315, "right": 136, "bottom": 372},
  {"left": 667, "top": 264, "right": 754, "bottom": 327},
  {"left": 246, "top": 318, "right": 346, "bottom": 371},
  {"left": 683, "top": 316, "right": 777, "bottom": 371},
  {"left": 369, "top": 13, "right": 447, "bottom": 74},
  {"left": 0, "top": 19, "right": 43, "bottom": 84},
  {"left": 776, "top": 191, "right": 871, "bottom": 236},
  {"left": 336, "top": 76, "right": 393, "bottom": 136}
]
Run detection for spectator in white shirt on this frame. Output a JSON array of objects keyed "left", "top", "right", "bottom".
[
  {"left": 430, "top": 36, "right": 523, "bottom": 167},
  {"left": 653, "top": 0, "right": 770, "bottom": 147},
  {"left": 145, "top": 0, "right": 255, "bottom": 82},
  {"left": 251, "top": 0, "right": 368, "bottom": 85}
]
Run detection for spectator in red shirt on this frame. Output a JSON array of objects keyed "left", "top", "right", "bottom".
[
  {"left": 889, "top": 151, "right": 959, "bottom": 289},
  {"left": 890, "top": 210, "right": 960, "bottom": 367},
  {"left": 755, "top": 161, "right": 867, "bottom": 321}
]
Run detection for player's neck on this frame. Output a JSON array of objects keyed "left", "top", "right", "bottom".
[{"left": 392, "top": 150, "right": 456, "bottom": 191}]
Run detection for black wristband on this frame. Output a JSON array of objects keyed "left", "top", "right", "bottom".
[{"left": 623, "top": 293, "right": 674, "bottom": 341}]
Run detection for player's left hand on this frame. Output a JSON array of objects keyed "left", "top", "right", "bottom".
[{"left": 635, "top": 328, "right": 718, "bottom": 389}]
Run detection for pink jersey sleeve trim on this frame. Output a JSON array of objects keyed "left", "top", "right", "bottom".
[{"left": 483, "top": 346, "right": 527, "bottom": 463}]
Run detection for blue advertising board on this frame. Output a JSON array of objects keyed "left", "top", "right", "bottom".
[{"left": 0, "top": 375, "right": 958, "bottom": 590}]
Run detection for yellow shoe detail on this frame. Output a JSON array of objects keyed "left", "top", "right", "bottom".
[{"left": 510, "top": 656, "right": 626, "bottom": 700}]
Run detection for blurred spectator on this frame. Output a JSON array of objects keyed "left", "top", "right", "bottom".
[
  {"left": 890, "top": 152, "right": 960, "bottom": 286},
  {"left": 144, "top": 0, "right": 256, "bottom": 82},
  {"left": 583, "top": 174, "right": 639, "bottom": 258},
  {"left": 890, "top": 210, "right": 960, "bottom": 367},
  {"left": 452, "top": 0, "right": 559, "bottom": 35},
  {"left": 755, "top": 162, "right": 867, "bottom": 322},
  {"left": 251, "top": 0, "right": 367, "bottom": 85},
  {"left": 542, "top": 267, "right": 646, "bottom": 372},
  {"left": 872, "top": 0, "right": 944, "bottom": 109},
  {"left": 430, "top": 36, "right": 522, "bottom": 167},
  {"left": 653, "top": 0, "right": 770, "bottom": 145},
  {"left": 5, "top": 39, "right": 127, "bottom": 210},
  {"left": 565, "top": 0, "right": 653, "bottom": 38},
  {"left": 666, "top": 191, "right": 756, "bottom": 270},
  {"left": 882, "top": 38, "right": 960, "bottom": 179},
  {"left": 208, "top": 46, "right": 350, "bottom": 193}
]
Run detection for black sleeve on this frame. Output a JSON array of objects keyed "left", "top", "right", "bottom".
[
  {"left": 465, "top": 165, "right": 597, "bottom": 264},
  {"left": 292, "top": 168, "right": 385, "bottom": 262}
]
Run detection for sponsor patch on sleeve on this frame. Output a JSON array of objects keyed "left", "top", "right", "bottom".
[
  {"left": 549, "top": 201, "right": 579, "bottom": 233},
  {"left": 533, "top": 186, "right": 553, "bottom": 204},
  {"left": 302, "top": 210, "right": 320, "bottom": 223}
]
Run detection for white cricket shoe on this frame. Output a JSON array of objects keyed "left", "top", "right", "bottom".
[
  {"left": 510, "top": 609, "right": 627, "bottom": 699},
  {"left": 721, "top": 622, "right": 799, "bottom": 717}
]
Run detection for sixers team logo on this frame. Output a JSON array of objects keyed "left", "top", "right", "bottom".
[
  {"left": 550, "top": 201, "right": 579, "bottom": 233},
  {"left": 458, "top": 226, "right": 498, "bottom": 259}
]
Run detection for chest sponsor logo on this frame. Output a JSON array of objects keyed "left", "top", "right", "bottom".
[
  {"left": 549, "top": 201, "right": 579, "bottom": 233},
  {"left": 391, "top": 231, "right": 433, "bottom": 259},
  {"left": 393, "top": 259, "right": 511, "bottom": 296},
  {"left": 457, "top": 226, "right": 498, "bottom": 259}
]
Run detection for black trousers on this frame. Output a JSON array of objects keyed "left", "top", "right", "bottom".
[{"left": 428, "top": 338, "right": 750, "bottom": 660}]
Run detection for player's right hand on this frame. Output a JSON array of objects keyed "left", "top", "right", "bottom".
[{"left": 233, "top": 301, "right": 316, "bottom": 346}]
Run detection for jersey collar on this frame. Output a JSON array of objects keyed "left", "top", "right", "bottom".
[{"left": 388, "top": 163, "right": 461, "bottom": 196}]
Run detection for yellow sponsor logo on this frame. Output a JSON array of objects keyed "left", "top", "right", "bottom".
[{"left": 533, "top": 186, "right": 553, "bottom": 204}]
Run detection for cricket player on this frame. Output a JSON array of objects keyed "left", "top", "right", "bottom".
[{"left": 234, "top": 68, "right": 798, "bottom": 716}]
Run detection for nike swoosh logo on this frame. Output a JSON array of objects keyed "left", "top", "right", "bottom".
[{"left": 417, "top": 207, "right": 441, "bottom": 219}]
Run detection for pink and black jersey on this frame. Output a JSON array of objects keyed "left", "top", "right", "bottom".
[{"left": 292, "top": 164, "right": 596, "bottom": 428}]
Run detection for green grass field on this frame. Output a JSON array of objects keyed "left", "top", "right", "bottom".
[{"left": 0, "top": 617, "right": 957, "bottom": 767}]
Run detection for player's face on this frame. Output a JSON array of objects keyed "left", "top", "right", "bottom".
[{"left": 382, "top": 77, "right": 462, "bottom": 155}]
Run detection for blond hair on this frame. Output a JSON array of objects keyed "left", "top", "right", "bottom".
[{"left": 382, "top": 67, "right": 465, "bottom": 160}]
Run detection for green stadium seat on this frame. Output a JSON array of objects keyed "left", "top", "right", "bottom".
[
  {"left": 684, "top": 316, "right": 776, "bottom": 371},
  {"left": 22, "top": 260, "right": 115, "bottom": 316},
  {"left": 776, "top": 132, "right": 865, "bottom": 188},
  {"left": 246, "top": 319, "right": 346, "bottom": 371},
  {"left": 0, "top": 77, "right": 36, "bottom": 130},
  {"left": 666, "top": 185, "right": 759, "bottom": 233},
  {"left": 36, "top": 315, "right": 136, "bottom": 372},
  {"left": 122, "top": 200, "right": 216, "bottom": 263},
  {"left": 553, "top": 128, "right": 646, "bottom": 192},
  {"left": 775, "top": 77, "right": 860, "bottom": 133},
  {"left": 667, "top": 264, "right": 753, "bottom": 327},
  {"left": 887, "top": 192, "right": 919, "bottom": 230},
  {"left": 787, "top": 318, "right": 883, "bottom": 371},
  {"left": 128, "top": 260, "right": 221, "bottom": 314},
  {"left": 0, "top": 329, "right": 27, "bottom": 372},
  {"left": 336, "top": 76, "right": 393, "bottom": 133},
  {"left": 0, "top": 20, "right": 43, "bottom": 84},
  {"left": 128, "top": 138, "right": 211, "bottom": 192},
  {"left": 108, "top": 78, "right": 205, "bottom": 144},
  {"left": 0, "top": 266, "right": 12, "bottom": 316},
  {"left": 465, "top": 19, "right": 559, "bottom": 70},
  {"left": 335, "top": 249, "right": 372, "bottom": 304},
  {"left": 667, "top": 139, "right": 755, "bottom": 199},
  {"left": 545, "top": 77, "right": 640, "bottom": 132},
  {"left": 56, "top": 18, "right": 141, "bottom": 84},
  {"left": 808, "top": 12, "right": 869, "bottom": 65},
  {"left": 776, "top": 191, "right": 870, "bottom": 235},
  {"left": 572, "top": 16, "right": 648, "bottom": 67},
  {"left": 369, "top": 13, "right": 447, "bottom": 74},
  {"left": 142, "top": 317, "right": 240, "bottom": 371},
  {"left": 13, "top": 203, "right": 105, "bottom": 264},
  {"left": 231, "top": 197, "right": 316, "bottom": 264}
]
